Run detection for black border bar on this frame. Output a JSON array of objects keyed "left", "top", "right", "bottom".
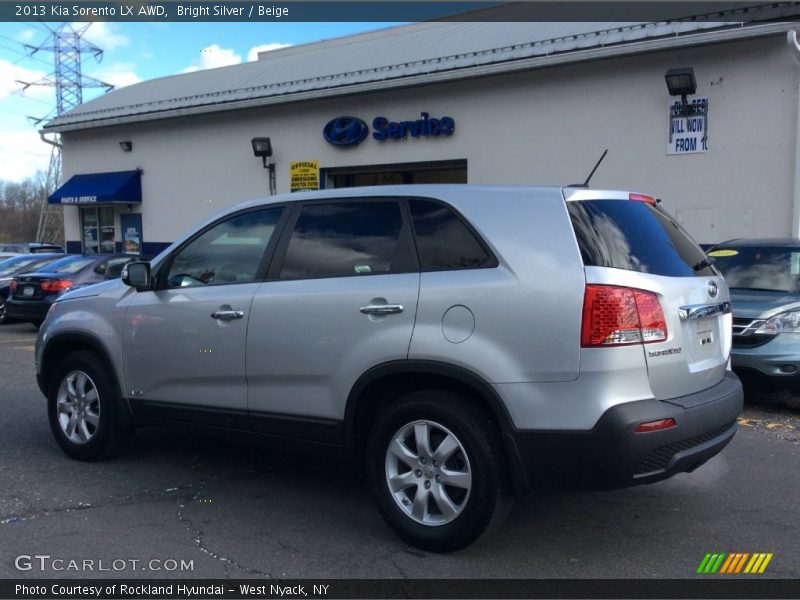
[
  {"left": 3, "top": 2, "right": 800, "bottom": 23},
  {"left": 3, "top": 579, "right": 800, "bottom": 599}
]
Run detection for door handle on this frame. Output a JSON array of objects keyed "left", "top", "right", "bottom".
[
  {"left": 211, "top": 310, "right": 245, "bottom": 321},
  {"left": 359, "top": 304, "right": 404, "bottom": 315}
]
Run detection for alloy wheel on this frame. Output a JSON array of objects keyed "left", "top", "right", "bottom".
[
  {"left": 384, "top": 419, "right": 472, "bottom": 526},
  {"left": 56, "top": 370, "right": 101, "bottom": 444}
]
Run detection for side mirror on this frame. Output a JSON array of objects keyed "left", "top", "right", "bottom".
[{"left": 122, "top": 261, "right": 151, "bottom": 290}]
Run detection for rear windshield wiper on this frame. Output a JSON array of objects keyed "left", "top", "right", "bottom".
[{"left": 692, "top": 257, "right": 715, "bottom": 272}]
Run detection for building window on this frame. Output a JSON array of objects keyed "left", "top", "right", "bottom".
[
  {"left": 80, "top": 207, "right": 116, "bottom": 254},
  {"left": 99, "top": 207, "right": 116, "bottom": 253},
  {"left": 81, "top": 208, "right": 98, "bottom": 254}
]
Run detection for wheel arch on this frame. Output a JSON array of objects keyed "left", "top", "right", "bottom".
[
  {"left": 39, "top": 333, "right": 124, "bottom": 402},
  {"left": 344, "top": 360, "right": 530, "bottom": 494}
]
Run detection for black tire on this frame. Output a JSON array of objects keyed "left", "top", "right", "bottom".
[
  {"left": 367, "top": 390, "right": 512, "bottom": 552},
  {"left": 31, "top": 319, "right": 44, "bottom": 329},
  {"left": 0, "top": 296, "right": 6, "bottom": 325},
  {"left": 47, "top": 350, "right": 134, "bottom": 461}
]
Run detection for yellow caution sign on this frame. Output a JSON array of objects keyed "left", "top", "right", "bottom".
[{"left": 290, "top": 161, "right": 319, "bottom": 192}]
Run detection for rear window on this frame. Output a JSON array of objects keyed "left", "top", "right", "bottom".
[
  {"left": 0, "top": 256, "right": 40, "bottom": 276},
  {"left": 567, "top": 200, "right": 715, "bottom": 277},
  {"left": 44, "top": 256, "right": 97, "bottom": 274}
]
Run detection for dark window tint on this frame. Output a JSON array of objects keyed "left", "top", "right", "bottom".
[
  {"left": 409, "top": 199, "right": 494, "bottom": 271},
  {"left": 567, "top": 200, "right": 715, "bottom": 277},
  {"left": 167, "top": 208, "right": 282, "bottom": 288},
  {"left": 710, "top": 247, "right": 800, "bottom": 293},
  {"left": 279, "top": 201, "right": 410, "bottom": 280}
]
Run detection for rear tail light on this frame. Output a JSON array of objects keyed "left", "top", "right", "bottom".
[
  {"left": 40, "top": 279, "right": 73, "bottom": 293},
  {"left": 629, "top": 193, "right": 657, "bottom": 205},
  {"left": 581, "top": 285, "right": 667, "bottom": 347},
  {"left": 10, "top": 280, "right": 17, "bottom": 293}
]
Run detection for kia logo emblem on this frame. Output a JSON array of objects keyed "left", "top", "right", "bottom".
[
  {"left": 323, "top": 116, "right": 368, "bottom": 147},
  {"left": 707, "top": 281, "right": 719, "bottom": 299}
]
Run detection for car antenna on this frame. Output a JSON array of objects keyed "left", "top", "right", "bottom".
[{"left": 567, "top": 149, "right": 608, "bottom": 188}]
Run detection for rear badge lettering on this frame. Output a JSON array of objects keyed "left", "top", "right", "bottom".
[{"left": 648, "top": 347, "right": 682, "bottom": 358}]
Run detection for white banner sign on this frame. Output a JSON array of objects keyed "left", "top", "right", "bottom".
[{"left": 667, "top": 97, "right": 708, "bottom": 155}]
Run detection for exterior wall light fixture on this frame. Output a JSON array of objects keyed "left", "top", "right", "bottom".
[
  {"left": 665, "top": 67, "right": 708, "bottom": 145},
  {"left": 119, "top": 141, "right": 133, "bottom": 152},
  {"left": 251, "top": 137, "right": 276, "bottom": 195}
]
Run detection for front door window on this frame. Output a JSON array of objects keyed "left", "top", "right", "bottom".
[
  {"left": 99, "top": 207, "right": 116, "bottom": 253},
  {"left": 81, "top": 207, "right": 116, "bottom": 254}
]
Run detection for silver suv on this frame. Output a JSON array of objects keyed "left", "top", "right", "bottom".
[{"left": 36, "top": 185, "right": 743, "bottom": 551}]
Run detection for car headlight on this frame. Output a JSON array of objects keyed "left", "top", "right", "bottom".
[{"left": 755, "top": 310, "right": 800, "bottom": 334}]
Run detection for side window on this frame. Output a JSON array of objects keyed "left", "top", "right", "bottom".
[
  {"left": 105, "top": 257, "right": 135, "bottom": 279},
  {"left": 409, "top": 199, "right": 494, "bottom": 271},
  {"left": 167, "top": 208, "right": 283, "bottom": 288},
  {"left": 279, "top": 201, "right": 411, "bottom": 280}
]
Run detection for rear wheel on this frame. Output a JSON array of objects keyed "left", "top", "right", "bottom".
[
  {"left": 0, "top": 297, "right": 6, "bottom": 324},
  {"left": 47, "top": 351, "right": 134, "bottom": 461},
  {"left": 367, "top": 390, "right": 512, "bottom": 552}
]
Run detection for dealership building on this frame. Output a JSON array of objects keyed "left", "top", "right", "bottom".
[{"left": 44, "top": 6, "right": 800, "bottom": 255}]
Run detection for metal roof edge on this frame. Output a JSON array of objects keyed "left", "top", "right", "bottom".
[{"left": 43, "top": 21, "right": 793, "bottom": 134}]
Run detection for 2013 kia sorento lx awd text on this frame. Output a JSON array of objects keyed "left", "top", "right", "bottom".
[{"left": 35, "top": 185, "right": 742, "bottom": 551}]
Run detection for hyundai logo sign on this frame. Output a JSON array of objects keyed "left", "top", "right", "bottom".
[
  {"left": 323, "top": 116, "right": 369, "bottom": 147},
  {"left": 324, "top": 112, "right": 456, "bottom": 147}
]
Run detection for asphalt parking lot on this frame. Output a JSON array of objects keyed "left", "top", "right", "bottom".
[{"left": 1, "top": 322, "right": 798, "bottom": 580}]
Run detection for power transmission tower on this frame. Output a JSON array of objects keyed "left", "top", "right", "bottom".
[{"left": 17, "top": 23, "right": 114, "bottom": 243}]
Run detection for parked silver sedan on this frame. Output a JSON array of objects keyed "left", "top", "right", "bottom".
[{"left": 709, "top": 238, "right": 800, "bottom": 387}]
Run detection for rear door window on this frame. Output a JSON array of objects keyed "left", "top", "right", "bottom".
[
  {"left": 567, "top": 200, "right": 715, "bottom": 277},
  {"left": 278, "top": 201, "right": 413, "bottom": 280}
]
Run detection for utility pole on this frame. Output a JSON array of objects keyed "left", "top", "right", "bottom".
[{"left": 17, "top": 23, "right": 114, "bottom": 243}]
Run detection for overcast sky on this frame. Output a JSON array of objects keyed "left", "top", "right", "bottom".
[{"left": 0, "top": 21, "right": 398, "bottom": 182}]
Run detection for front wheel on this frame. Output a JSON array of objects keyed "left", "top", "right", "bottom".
[
  {"left": 47, "top": 351, "right": 134, "bottom": 461},
  {"left": 367, "top": 390, "right": 512, "bottom": 552}
]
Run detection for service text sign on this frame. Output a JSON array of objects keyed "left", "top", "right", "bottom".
[{"left": 667, "top": 97, "right": 708, "bottom": 155}]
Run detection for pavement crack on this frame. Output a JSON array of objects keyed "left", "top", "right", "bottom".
[
  {"left": 0, "top": 483, "right": 197, "bottom": 525},
  {"left": 176, "top": 483, "right": 272, "bottom": 579},
  {"left": 389, "top": 554, "right": 411, "bottom": 579}
]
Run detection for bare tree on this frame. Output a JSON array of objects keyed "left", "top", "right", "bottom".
[{"left": 0, "top": 175, "right": 64, "bottom": 244}]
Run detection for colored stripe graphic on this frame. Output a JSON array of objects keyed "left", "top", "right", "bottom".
[
  {"left": 734, "top": 553, "right": 750, "bottom": 573},
  {"left": 700, "top": 553, "right": 773, "bottom": 574},
  {"left": 759, "top": 554, "right": 774, "bottom": 573},
  {"left": 719, "top": 554, "right": 736, "bottom": 574},
  {"left": 711, "top": 554, "right": 726, "bottom": 573}
]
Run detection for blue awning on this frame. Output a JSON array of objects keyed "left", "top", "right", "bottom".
[{"left": 48, "top": 170, "right": 142, "bottom": 205}]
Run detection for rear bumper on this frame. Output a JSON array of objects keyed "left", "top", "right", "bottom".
[
  {"left": 5, "top": 298, "right": 51, "bottom": 322},
  {"left": 507, "top": 372, "right": 743, "bottom": 491}
]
